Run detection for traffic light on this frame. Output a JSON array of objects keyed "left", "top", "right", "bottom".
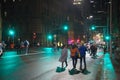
[
  {"left": 105, "top": 35, "right": 110, "bottom": 41},
  {"left": 9, "top": 29, "right": 15, "bottom": 36},
  {"left": 63, "top": 25, "right": 68, "bottom": 30},
  {"left": 33, "top": 32, "right": 37, "bottom": 39},
  {"left": 90, "top": 25, "right": 96, "bottom": 30},
  {"left": 47, "top": 34, "right": 52, "bottom": 40}
]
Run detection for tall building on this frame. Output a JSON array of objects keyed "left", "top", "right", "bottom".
[
  {"left": 112, "top": 0, "right": 120, "bottom": 45},
  {"left": 1, "top": 0, "right": 92, "bottom": 46}
]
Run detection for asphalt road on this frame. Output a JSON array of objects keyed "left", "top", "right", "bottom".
[{"left": 0, "top": 47, "right": 104, "bottom": 80}]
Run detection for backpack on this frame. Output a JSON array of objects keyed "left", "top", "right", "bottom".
[{"left": 24, "top": 41, "right": 28, "bottom": 47}]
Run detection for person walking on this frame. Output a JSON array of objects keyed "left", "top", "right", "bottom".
[
  {"left": 78, "top": 43, "right": 87, "bottom": 71},
  {"left": 59, "top": 45, "right": 68, "bottom": 68},
  {"left": 70, "top": 44, "right": 79, "bottom": 69},
  {"left": 24, "top": 40, "right": 30, "bottom": 54}
]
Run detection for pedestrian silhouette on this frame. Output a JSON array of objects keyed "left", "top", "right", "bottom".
[{"left": 59, "top": 45, "right": 68, "bottom": 68}]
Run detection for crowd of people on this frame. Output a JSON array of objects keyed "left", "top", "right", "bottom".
[
  {"left": 58, "top": 42, "right": 100, "bottom": 72},
  {"left": 0, "top": 39, "right": 30, "bottom": 58}
]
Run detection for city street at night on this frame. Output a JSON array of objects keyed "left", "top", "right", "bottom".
[
  {"left": 0, "top": 0, "right": 120, "bottom": 80},
  {"left": 0, "top": 47, "right": 116, "bottom": 80}
]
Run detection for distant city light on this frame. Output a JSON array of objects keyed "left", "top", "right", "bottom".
[
  {"left": 87, "top": 15, "right": 93, "bottom": 19},
  {"left": 89, "top": 16, "right": 93, "bottom": 19},
  {"left": 73, "top": 0, "right": 82, "bottom": 5},
  {"left": 90, "top": 0, "right": 94, "bottom": 3}
]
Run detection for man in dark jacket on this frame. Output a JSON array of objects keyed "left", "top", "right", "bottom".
[
  {"left": 90, "top": 44, "right": 97, "bottom": 57},
  {"left": 78, "top": 43, "right": 87, "bottom": 71}
]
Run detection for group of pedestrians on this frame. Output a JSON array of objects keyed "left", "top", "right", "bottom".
[
  {"left": 59, "top": 42, "right": 87, "bottom": 71},
  {"left": 14, "top": 39, "right": 30, "bottom": 54},
  {"left": 0, "top": 39, "right": 30, "bottom": 58}
]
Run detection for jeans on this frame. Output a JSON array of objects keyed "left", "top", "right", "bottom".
[
  {"left": 71, "top": 56, "right": 77, "bottom": 68},
  {"left": 80, "top": 55, "right": 86, "bottom": 70}
]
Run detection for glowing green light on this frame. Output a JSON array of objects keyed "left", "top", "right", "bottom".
[
  {"left": 48, "top": 35, "right": 52, "bottom": 40},
  {"left": 64, "top": 25, "right": 68, "bottom": 30},
  {"left": 9, "top": 30, "right": 15, "bottom": 36},
  {"left": 105, "top": 35, "right": 110, "bottom": 40},
  {"left": 91, "top": 25, "right": 96, "bottom": 30}
]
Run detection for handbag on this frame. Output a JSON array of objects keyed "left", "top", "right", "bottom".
[{"left": 75, "top": 52, "right": 80, "bottom": 58}]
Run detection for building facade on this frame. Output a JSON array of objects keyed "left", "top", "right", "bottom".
[
  {"left": 1, "top": 0, "right": 89, "bottom": 46},
  {"left": 1, "top": 0, "right": 120, "bottom": 46}
]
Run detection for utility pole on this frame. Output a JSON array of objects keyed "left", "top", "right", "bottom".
[
  {"left": 109, "top": 0, "right": 112, "bottom": 57},
  {"left": 0, "top": 3, "right": 2, "bottom": 41}
]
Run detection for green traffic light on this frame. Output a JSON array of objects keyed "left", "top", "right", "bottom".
[
  {"left": 91, "top": 27, "right": 95, "bottom": 30},
  {"left": 105, "top": 36, "right": 110, "bottom": 40},
  {"left": 48, "top": 34, "right": 52, "bottom": 40},
  {"left": 9, "top": 29, "right": 15, "bottom": 36},
  {"left": 64, "top": 25, "right": 68, "bottom": 30},
  {"left": 91, "top": 25, "right": 96, "bottom": 30}
]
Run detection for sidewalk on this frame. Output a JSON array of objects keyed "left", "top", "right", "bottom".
[
  {"left": 111, "top": 53, "right": 120, "bottom": 80},
  {"left": 101, "top": 53, "right": 117, "bottom": 80}
]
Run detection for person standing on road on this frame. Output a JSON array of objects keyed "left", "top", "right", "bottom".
[
  {"left": 24, "top": 40, "right": 30, "bottom": 54},
  {"left": 0, "top": 42, "right": 3, "bottom": 58},
  {"left": 78, "top": 43, "right": 87, "bottom": 71},
  {"left": 90, "top": 44, "right": 97, "bottom": 57},
  {"left": 70, "top": 44, "right": 79, "bottom": 69},
  {"left": 59, "top": 45, "right": 68, "bottom": 68},
  {"left": 2, "top": 41, "right": 6, "bottom": 52},
  {"left": 16, "top": 39, "right": 21, "bottom": 54}
]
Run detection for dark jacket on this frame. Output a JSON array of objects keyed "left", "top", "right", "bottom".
[{"left": 78, "top": 45, "right": 87, "bottom": 57}]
